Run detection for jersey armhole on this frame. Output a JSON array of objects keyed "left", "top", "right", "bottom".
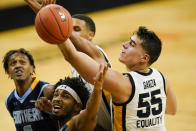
[
  {"left": 113, "top": 73, "right": 135, "bottom": 106},
  {"left": 38, "top": 83, "right": 51, "bottom": 98},
  {"left": 5, "top": 94, "right": 10, "bottom": 110},
  {"left": 158, "top": 71, "right": 166, "bottom": 95},
  {"left": 102, "top": 90, "right": 111, "bottom": 115},
  {"left": 96, "top": 46, "right": 112, "bottom": 68}
]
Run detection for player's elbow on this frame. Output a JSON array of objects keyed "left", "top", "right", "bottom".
[
  {"left": 171, "top": 106, "right": 177, "bottom": 115},
  {"left": 168, "top": 109, "right": 177, "bottom": 115},
  {"left": 166, "top": 105, "right": 177, "bottom": 115}
]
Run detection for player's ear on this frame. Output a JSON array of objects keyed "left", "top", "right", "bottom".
[
  {"left": 88, "top": 31, "right": 95, "bottom": 41},
  {"left": 30, "top": 66, "right": 35, "bottom": 76},
  {"left": 141, "top": 54, "right": 150, "bottom": 63},
  {"left": 6, "top": 70, "right": 13, "bottom": 79},
  {"left": 74, "top": 103, "right": 82, "bottom": 113}
]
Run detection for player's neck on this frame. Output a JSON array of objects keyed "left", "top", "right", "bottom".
[
  {"left": 15, "top": 77, "right": 33, "bottom": 97},
  {"left": 58, "top": 117, "right": 70, "bottom": 129},
  {"left": 126, "top": 64, "right": 150, "bottom": 73}
]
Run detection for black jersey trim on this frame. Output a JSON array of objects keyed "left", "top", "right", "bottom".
[
  {"left": 113, "top": 73, "right": 135, "bottom": 106},
  {"left": 97, "top": 46, "right": 111, "bottom": 67},
  {"left": 102, "top": 90, "right": 111, "bottom": 115},
  {"left": 122, "top": 104, "right": 127, "bottom": 131},
  {"left": 134, "top": 68, "right": 153, "bottom": 76},
  {"left": 158, "top": 71, "right": 166, "bottom": 95}
]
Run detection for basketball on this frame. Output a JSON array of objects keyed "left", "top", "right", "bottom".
[{"left": 35, "top": 4, "right": 73, "bottom": 44}]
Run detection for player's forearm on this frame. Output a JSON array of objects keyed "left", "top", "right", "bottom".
[
  {"left": 86, "top": 85, "right": 102, "bottom": 118},
  {"left": 25, "top": 0, "right": 41, "bottom": 14},
  {"left": 58, "top": 40, "right": 100, "bottom": 85},
  {"left": 58, "top": 39, "right": 78, "bottom": 61},
  {"left": 70, "top": 32, "right": 104, "bottom": 62}
]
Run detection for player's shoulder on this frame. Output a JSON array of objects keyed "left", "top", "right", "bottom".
[
  {"left": 6, "top": 90, "right": 15, "bottom": 102},
  {"left": 37, "top": 80, "right": 51, "bottom": 89},
  {"left": 38, "top": 80, "right": 50, "bottom": 85},
  {"left": 5, "top": 90, "right": 15, "bottom": 110}
]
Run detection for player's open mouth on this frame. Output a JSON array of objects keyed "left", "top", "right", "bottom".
[
  {"left": 15, "top": 69, "right": 23, "bottom": 76},
  {"left": 120, "top": 51, "right": 125, "bottom": 56},
  {"left": 52, "top": 105, "right": 62, "bottom": 113}
]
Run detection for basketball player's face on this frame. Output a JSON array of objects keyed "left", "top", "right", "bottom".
[
  {"left": 52, "top": 89, "right": 77, "bottom": 117},
  {"left": 119, "top": 35, "right": 146, "bottom": 68},
  {"left": 7, "top": 53, "right": 34, "bottom": 81},
  {"left": 72, "top": 18, "right": 93, "bottom": 41}
]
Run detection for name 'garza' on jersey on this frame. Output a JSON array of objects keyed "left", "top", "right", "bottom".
[
  {"left": 5, "top": 77, "right": 58, "bottom": 131},
  {"left": 113, "top": 68, "right": 167, "bottom": 131}
]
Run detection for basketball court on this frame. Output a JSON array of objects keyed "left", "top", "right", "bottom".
[{"left": 0, "top": 0, "right": 196, "bottom": 130}]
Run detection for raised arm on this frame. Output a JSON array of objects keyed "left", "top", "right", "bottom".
[
  {"left": 24, "top": 0, "right": 56, "bottom": 13},
  {"left": 70, "top": 32, "right": 107, "bottom": 64},
  {"left": 58, "top": 39, "right": 132, "bottom": 103},
  {"left": 67, "top": 63, "right": 108, "bottom": 131},
  {"left": 25, "top": 0, "right": 107, "bottom": 64}
]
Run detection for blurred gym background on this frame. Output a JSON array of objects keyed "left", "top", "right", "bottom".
[{"left": 0, "top": 0, "right": 145, "bottom": 31}]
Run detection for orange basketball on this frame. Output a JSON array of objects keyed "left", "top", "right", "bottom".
[{"left": 35, "top": 4, "right": 73, "bottom": 44}]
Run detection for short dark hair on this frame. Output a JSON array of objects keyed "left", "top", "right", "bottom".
[
  {"left": 3, "top": 48, "right": 35, "bottom": 73},
  {"left": 136, "top": 26, "right": 162, "bottom": 65},
  {"left": 72, "top": 14, "right": 96, "bottom": 34},
  {"left": 54, "top": 77, "right": 90, "bottom": 110}
]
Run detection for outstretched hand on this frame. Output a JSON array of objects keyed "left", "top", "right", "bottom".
[
  {"left": 35, "top": 97, "right": 52, "bottom": 112},
  {"left": 41, "top": 0, "right": 56, "bottom": 8},
  {"left": 94, "top": 63, "right": 109, "bottom": 90},
  {"left": 67, "top": 63, "right": 109, "bottom": 131},
  {"left": 24, "top": 0, "right": 56, "bottom": 14}
]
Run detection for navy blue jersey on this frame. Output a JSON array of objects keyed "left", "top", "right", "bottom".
[
  {"left": 5, "top": 77, "right": 58, "bottom": 131},
  {"left": 60, "top": 124, "right": 68, "bottom": 131}
]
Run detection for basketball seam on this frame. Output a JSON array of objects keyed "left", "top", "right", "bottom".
[
  {"left": 39, "top": 13, "right": 63, "bottom": 42},
  {"left": 49, "top": 7, "right": 66, "bottom": 40}
]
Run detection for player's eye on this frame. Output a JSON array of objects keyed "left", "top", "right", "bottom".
[
  {"left": 10, "top": 61, "right": 16, "bottom": 66},
  {"left": 53, "top": 92, "right": 58, "bottom": 97},
  {"left": 10, "top": 62, "right": 15, "bottom": 66},
  {"left": 62, "top": 94, "right": 70, "bottom": 99},
  {"left": 129, "top": 40, "right": 136, "bottom": 47},
  {"left": 20, "top": 60, "right": 26, "bottom": 65},
  {"left": 73, "top": 26, "right": 81, "bottom": 32}
]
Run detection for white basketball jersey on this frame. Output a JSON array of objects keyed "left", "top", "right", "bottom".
[
  {"left": 71, "top": 45, "right": 113, "bottom": 131},
  {"left": 113, "top": 68, "right": 166, "bottom": 131}
]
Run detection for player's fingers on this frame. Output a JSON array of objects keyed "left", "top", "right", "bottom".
[
  {"left": 38, "top": 98, "right": 47, "bottom": 110},
  {"left": 47, "top": 100, "right": 52, "bottom": 106},
  {"left": 35, "top": 101, "right": 38, "bottom": 109},
  {"left": 46, "top": 100, "right": 52, "bottom": 112},
  {"left": 39, "top": 100, "right": 44, "bottom": 110},
  {"left": 41, "top": 0, "right": 46, "bottom": 7},
  {"left": 50, "top": 0, "right": 56, "bottom": 4},
  {"left": 42, "top": 0, "right": 46, "bottom": 5},
  {"left": 98, "top": 64, "right": 104, "bottom": 82},
  {"left": 35, "top": 100, "right": 42, "bottom": 110},
  {"left": 103, "top": 63, "right": 109, "bottom": 77},
  {"left": 46, "top": 0, "right": 49, "bottom": 5},
  {"left": 97, "top": 63, "right": 104, "bottom": 81},
  {"left": 52, "top": 0, "right": 56, "bottom": 4},
  {"left": 41, "top": 97, "right": 48, "bottom": 103}
]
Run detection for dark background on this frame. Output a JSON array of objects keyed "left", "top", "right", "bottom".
[{"left": 0, "top": 0, "right": 146, "bottom": 32}]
